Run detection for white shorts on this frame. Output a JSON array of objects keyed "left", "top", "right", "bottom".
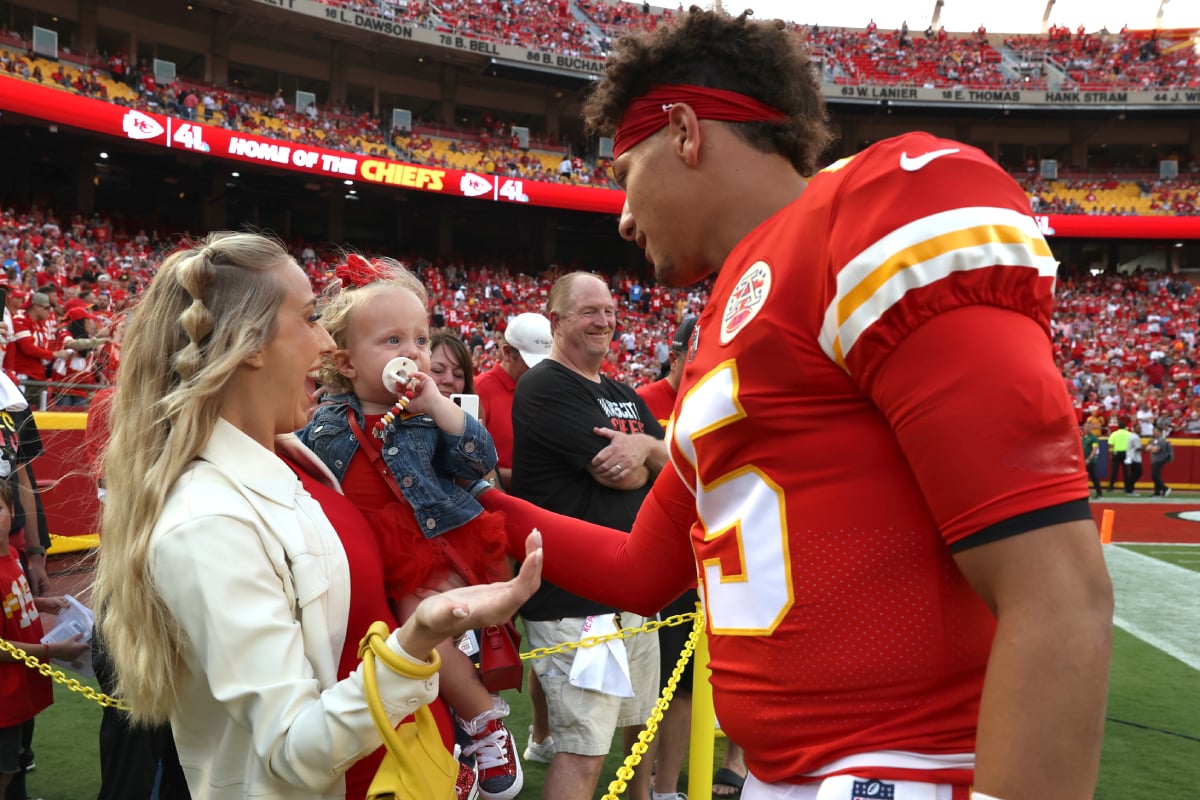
[
  {"left": 525, "top": 614, "right": 659, "bottom": 757},
  {"left": 745, "top": 772, "right": 972, "bottom": 800}
]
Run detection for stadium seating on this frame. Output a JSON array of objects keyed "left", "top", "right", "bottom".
[
  {"left": 1055, "top": 271, "right": 1200, "bottom": 436},
  {"left": 0, "top": 42, "right": 608, "bottom": 187},
  {"left": 1005, "top": 26, "right": 1200, "bottom": 91},
  {"left": 816, "top": 27, "right": 1013, "bottom": 89},
  {"left": 5, "top": 195, "right": 1199, "bottom": 427},
  {"left": 1019, "top": 175, "right": 1200, "bottom": 216},
  {"left": 0, "top": 201, "right": 699, "bottom": 391}
]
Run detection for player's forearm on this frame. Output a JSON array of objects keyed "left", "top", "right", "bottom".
[
  {"left": 642, "top": 435, "right": 668, "bottom": 477},
  {"left": 972, "top": 589, "right": 1112, "bottom": 798}
]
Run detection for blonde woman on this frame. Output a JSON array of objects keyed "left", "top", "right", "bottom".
[{"left": 92, "top": 232, "right": 541, "bottom": 800}]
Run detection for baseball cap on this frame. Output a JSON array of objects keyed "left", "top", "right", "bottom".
[
  {"left": 29, "top": 293, "right": 51, "bottom": 308},
  {"left": 65, "top": 306, "right": 100, "bottom": 323},
  {"left": 504, "top": 312, "right": 552, "bottom": 368},
  {"left": 671, "top": 316, "right": 698, "bottom": 352}
]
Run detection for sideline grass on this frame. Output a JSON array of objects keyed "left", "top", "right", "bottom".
[
  {"left": 26, "top": 632, "right": 1200, "bottom": 799},
  {"left": 1099, "top": 626, "right": 1200, "bottom": 797},
  {"left": 22, "top": 546, "right": 1200, "bottom": 799}
]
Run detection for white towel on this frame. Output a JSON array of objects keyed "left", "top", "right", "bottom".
[{"left": 568, "top": 614, "right": 635, "bottom": 697}]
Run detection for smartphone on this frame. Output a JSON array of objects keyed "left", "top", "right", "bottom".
[
  {"left": 451, "top": 393, "right": 480, "bottom": 420},
  {"left": 0, "top": 287, "right": 7, "bottom": 312}
]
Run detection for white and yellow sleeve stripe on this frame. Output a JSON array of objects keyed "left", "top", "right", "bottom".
[{"left": 818, "top": 206, "right": 1058, "bottom": 369}]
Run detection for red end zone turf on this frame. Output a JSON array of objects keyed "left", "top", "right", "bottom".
[{"left": 1091, "top": 502, "right": 1200, "bottom": 544}]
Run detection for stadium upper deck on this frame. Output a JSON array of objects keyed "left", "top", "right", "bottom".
[{"left": 2, "top": 0, "right": 1198, "bottom": 252}]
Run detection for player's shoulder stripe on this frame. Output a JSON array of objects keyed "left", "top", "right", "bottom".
[
  {"left": 818, "top": 206, "right": 1057, "bottom": 368},
  {"left": 819, "top": 155, "right": 856, "bottom": 174}
]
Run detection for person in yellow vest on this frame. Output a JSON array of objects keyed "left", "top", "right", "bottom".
[{"left": 1107, "top": 423, "right": 1130, "bottom": 491}]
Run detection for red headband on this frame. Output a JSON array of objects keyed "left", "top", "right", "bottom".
[{"left": 611, "top": 84, "right": 787, "bottom": 159}]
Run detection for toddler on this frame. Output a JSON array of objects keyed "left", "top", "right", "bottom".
[{"left": 300, "top": 255, "right": 520, "bottom": 800}]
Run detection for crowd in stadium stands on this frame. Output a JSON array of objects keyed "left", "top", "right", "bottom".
[
  {"left": 0, "top": 202, "right": 707, "bottom": 407},
  {"left": 6, "top": 13, "right": 1200, "bottom": 197},
  {"left": 6, "top": 201, "right": 1200, "bottom": 447},
  {"left": 1006, "top": 25, "right": 1200, "bottom": 90},
  {"left": 426, "top": 0, "right": 602, "bottom": 56},
  {"left": 1055, "top": 272, "right": 1200, "bottom": 437},
  {"left": 394, "top": 130, "right": 613, "bottom": 186},
  {"left": 1, "top": 37, "right": 614, "bottom": 189},
  {"left": 321, "top": 0, "right": 608, "bottom": 57},
  {"left": 1019, "top": 174, "right": 1200, "bottom": 216},
  {"left": 574, "top": 0, "right": 672, "bottom": 38},
  {"left": 816, "top": 22, "right": 1016, "bottom": 88}
]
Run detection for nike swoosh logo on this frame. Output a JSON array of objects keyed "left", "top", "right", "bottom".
[{"left": 900, "top": 147, "right": 961, "bottom": 171}]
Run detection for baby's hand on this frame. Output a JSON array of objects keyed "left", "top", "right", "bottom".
[
  {"left": 400, "top": 370, "right": 448, "bottom": 417},
  {"left": 401, "top": 371, "right": 467, "bottom": 436}
]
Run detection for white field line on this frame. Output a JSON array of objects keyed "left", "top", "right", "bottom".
[{"left": 1105, "top": 545, "right": 1200, "bottom": 671}]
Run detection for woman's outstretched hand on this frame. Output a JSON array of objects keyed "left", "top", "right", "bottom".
[{"left": 397, "top": 529, "right": 542, "bottom": 658}]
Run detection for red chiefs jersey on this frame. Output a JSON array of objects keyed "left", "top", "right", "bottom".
[
  {"left": 662, "top": 133, "right": 1087, "bottom": 784},
  {"left": 635, "top": 376, "right": 676, "bottom": 425},
  {"left": 3, "top": 311, "right": 54, "bottom": 379},
  {"left": 1, "top": 550, "right": 52, "bottom": 727}
]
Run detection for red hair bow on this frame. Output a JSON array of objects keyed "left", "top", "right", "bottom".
[{"left": 336, "top": 253, "right": 386, "bottom": 288}]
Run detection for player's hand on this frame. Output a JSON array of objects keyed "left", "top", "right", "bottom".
[{"left": 401, "top": 530, "right": 542, "bottom": 657}]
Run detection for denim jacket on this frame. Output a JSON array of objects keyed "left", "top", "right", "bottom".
[{"left": 298, "top": 392, "right": 497, "bottom": 538}]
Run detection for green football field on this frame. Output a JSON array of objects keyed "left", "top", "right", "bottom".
[{"left": 19, "top": 543, "right": 1200, "bottom": 799}]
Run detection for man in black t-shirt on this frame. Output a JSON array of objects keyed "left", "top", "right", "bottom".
[{"left": 511, "top": 272, "right": 666, "bottom": 800}]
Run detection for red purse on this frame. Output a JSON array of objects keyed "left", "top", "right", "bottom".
[
  {"left": 437, "top": 538, "right": 523, "bottom": 693},
  {"left": 477, "top": 621, "right": 524, "bottom": 693}
]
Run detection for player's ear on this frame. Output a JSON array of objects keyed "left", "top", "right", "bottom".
[{"left": 670, "top": 104, "right": 702, "bottom": 167}]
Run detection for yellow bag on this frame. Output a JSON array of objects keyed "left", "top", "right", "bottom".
[{"left": 359, "top": 622, "right": 459, "bottom": 800}]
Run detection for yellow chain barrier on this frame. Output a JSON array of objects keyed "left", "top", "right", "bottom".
[
  {"left": 0, "top": 636, "right": 130, "bottom": 711},
  {"left": 602, "top": 604, "right": 703, "bottom": 800},
  {"left": 2, "top": 611, "right": 701, "bottom": 722},
  {"left": 520, "top": 610, "right": 698, "bottom": 661}
]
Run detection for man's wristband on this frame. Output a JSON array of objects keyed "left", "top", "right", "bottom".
[{"left": 25, "top": 546, "right": 46, "bottom": 557}]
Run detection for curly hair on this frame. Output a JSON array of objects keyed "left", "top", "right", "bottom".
[
  {"left": 582, "top": 6, "right": 833, "bottom": 177},
  {"left": 316, "top": 256, "right": 428, "bottom": 394}
]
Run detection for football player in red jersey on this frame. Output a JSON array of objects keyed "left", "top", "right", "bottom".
[{"left": 481, "top": 8, "right": 1111, "bottom": 800}]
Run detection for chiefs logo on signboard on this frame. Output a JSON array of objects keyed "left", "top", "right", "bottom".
[
  {"left": 460, "top": 173, "right": 493, "bottom": 197},
  {"left": 122, "top": 110, "right": 164, "bottom": 141}
]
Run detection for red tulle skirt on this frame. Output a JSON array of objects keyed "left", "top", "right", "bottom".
[{"left": 364, "top": 503, "right": 510, "bottom": 601}]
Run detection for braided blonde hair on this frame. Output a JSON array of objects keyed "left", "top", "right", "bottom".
[{"left": 92, "top": 232, "right": 292, "bottom": 723}]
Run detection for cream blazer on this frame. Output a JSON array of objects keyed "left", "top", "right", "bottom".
[{"left": 150, "top": 419, "right": 439, "bottom": 799}]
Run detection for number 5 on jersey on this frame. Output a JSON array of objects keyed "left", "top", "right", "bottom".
[{"left": 673, "top": 360, "right": 794, "bottom": 635}]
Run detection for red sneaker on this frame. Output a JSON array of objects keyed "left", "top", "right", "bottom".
[
  {"left": 455, "top": 759, "right": 479, "bottom": 800},
  {"left": 462, "top": 719, "right": 523, "bottom": 800}
]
